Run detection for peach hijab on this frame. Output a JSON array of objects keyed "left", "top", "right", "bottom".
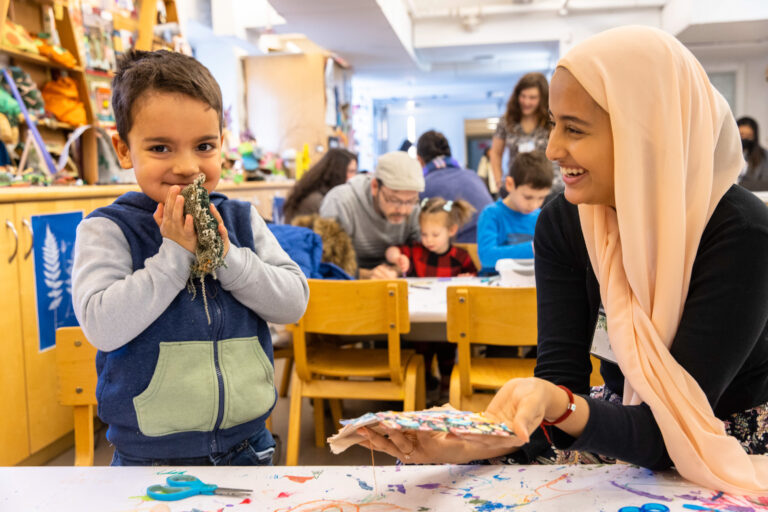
[{"left": 559, "top": 26, "right": 768, "bottom": 494}]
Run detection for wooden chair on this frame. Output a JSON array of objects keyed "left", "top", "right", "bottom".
[
  {"left": 286, "top": 279, "right": 425, "bottom": 466},
  {"left": 447, "top": 286, "right": 538, "bottom": 412},
  {"left": 454, "top": 242, "right": 481, "bottom": 271},
  {"left": 55, "top": 327, "right": 98, "bottom": 466},
  {"left": 447, "top": 286, "right": 603, "bottom": 412}
]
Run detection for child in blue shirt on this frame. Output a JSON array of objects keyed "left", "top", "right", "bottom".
[
  {"left": 477, "top": 151, "right": 553, "bottom": 272},
  {"left": 72, "top": 50, "right": 309, "bottom": 466}
]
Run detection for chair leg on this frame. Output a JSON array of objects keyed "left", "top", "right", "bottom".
[
  {"left": 448, "top": 368, "right": 461, "bottom": 409},
  {"left": 73, "top": 404, "right": 95, "bottom": 466},
  {"left": 279, "top": 356, "right": 293, "bottom": 398},
  {"left": 286, "top": 370, "right": 303, "bottom": 466},
  {"left": 403, "top": 355, "right": 424, "bottom": 411},
  {"left": 265, "top": 414, "right": 273, "bottom": 432},
  {"left": 313, "top": 398, "right": 326, "bottom": 448},
  {"left": 416, "top": 356, "right": 426, "bottom": 410},
  {"left": 329, "top": 399, "right": 343, "bottom": 431}
]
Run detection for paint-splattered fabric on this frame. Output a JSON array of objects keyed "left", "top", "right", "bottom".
[{"left": 476, "top": 385, "right": 768, "bottom": 466}]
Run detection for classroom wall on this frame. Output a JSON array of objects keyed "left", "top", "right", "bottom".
[
  {"left": 381, "top": 100, "right": 502, "bottom": 169},
  {"left": 696, "top": 52, "right": 768, "bottom": 147}
]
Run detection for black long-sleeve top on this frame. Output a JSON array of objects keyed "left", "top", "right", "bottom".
[{"left": 526, "top": 185, "right": 768, "bottom": 469}]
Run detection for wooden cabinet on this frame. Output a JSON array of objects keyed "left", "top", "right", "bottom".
[
  {"left": 0, "top": 204, "right": 29, "bottom": 465},
  {"left": 15, "top": 198, "right": 94, "bottom": 454},
  {"left": 0, "top": 180, "right": 293, "bottom": 464}
]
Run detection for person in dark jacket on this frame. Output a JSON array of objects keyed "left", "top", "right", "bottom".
[{"left": 416, "top": 130, "right": 492, "bottom": 242}]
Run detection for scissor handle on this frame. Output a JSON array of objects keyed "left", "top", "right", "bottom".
[
  {"left": 147, "top": 484, "right": 202, "bottom": 501},
  {"left": 166, "top": 474, "right": 207, "bottom": 487}
]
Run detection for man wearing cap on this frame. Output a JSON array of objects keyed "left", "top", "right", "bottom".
[{"left": 320, "top": 151, "right": 423, "bottom": 279}]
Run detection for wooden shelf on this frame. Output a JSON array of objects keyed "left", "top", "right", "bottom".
[
  {"left": 0, "top": 44, "right": 83, "bottom": 72},
  {"left": 35, "top": 118, "right": 78, "bottom": 131}
]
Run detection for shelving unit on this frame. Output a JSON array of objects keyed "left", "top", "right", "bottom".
[{"left": 0, "top": 0, "right": 179, "bottom": 184}]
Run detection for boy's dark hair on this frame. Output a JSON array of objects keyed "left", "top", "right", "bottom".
[
  {"left": 417, "top": 130, "right": 452, "bottom": 163},
  {"left": 509, "top": 150, "right": 553, "bottom": 189},
  {"left": 112, "top": 50, "right": 223, "bottom": 142}
]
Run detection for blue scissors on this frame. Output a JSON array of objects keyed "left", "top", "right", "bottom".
[
  {"left": 147, "top": 474, "right": 252, "bottom": 501},
  {"left": 618, "top": 504, "right": 670, "bottom": 512}
]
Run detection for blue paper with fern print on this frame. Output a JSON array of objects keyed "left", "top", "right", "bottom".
[{"left": 32, "top": 211, "right": 83, "bottom": 351}]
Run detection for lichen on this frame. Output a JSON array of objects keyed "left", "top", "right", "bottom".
[{"left": 181, "top": 174, "right": 225, "bottom": 323}]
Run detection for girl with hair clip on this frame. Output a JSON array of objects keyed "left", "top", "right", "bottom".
[
  {"left": 385, "top": 197, "right": 477, "bottom": 278},
  {"left": 361, "top": 26, "right": 768, "bottom": 495},
  {"left": 386, "top": 197, "right": 478, "bottom": 402}
]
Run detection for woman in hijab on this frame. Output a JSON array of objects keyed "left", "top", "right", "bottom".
[{"left": 358, "top": 26, "right": 768, "bottom": 494}]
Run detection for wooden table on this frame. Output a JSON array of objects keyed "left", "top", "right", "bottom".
[
  {"left": 405, "top": 272, "right": 535, "bottom": 341},
  {"left": 1, "top": 464, "right": 763, "bottom": 512}
]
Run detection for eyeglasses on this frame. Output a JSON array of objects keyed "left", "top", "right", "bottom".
[{"left": 378, "top": 187, "right": 419, "bottom": 208}]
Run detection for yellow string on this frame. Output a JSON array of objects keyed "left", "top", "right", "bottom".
[{"left": 369, "top": 442, "right": 378, "bottom": 495}]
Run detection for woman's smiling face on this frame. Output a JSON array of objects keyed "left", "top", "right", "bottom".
[{"left": 546, "top": 67, "right": 615, "bottom": 207}]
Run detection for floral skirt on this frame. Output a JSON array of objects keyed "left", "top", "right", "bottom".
[{"left": 489, "top": 385, "right": 768, "bottom": 465}]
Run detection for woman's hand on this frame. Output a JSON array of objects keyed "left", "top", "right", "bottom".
[
  {"left": 484, "top": 377, "right": 586, "bottom": 443},
  {"left": 357, "top": 426, "right": 523, "bottom": 464}
]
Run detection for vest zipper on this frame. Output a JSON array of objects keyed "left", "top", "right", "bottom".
[{"left": 210, "top": 280, "right": 225, "bottom": 454}]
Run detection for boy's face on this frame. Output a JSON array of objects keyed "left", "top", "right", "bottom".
[
  {"left": 503, "top": 178, "right": 550, "bottom": 215},
  {"left": 113, "top": 92, "right": 223, "bottom": 204}
]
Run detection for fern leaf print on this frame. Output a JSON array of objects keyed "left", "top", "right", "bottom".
[
  {"left": 32, "top": 211, "right": 82, "bottom": 351},
  {"left": 43, "top": 225, "right": 63, "bottom": 311}
]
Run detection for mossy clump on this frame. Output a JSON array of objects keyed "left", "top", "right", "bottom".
[{"left": 181, "top": 174, "right": 225, "bottom": 323}]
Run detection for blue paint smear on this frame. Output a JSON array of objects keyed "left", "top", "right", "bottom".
[
  {"left": 388, "top": 484, "right": 406, "bottom": 494},
  {"left": 493, "top": 475, "right": 510, "bottom": 481},
  {"left": 417, "top": 483, "right": 441, "bottom": 490},
  {"left": 475, "top": 501, "right": 508, "bottom": 511},
  {"left": 356, "top": 478, "right": 373, "bottom": 491}
]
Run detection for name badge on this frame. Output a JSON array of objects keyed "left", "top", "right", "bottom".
[
  {"left": 517, "top": 140, "right": 535, "bottom": 154},
  {"left": 590, "top": 305, "right": 618, "bottom": 364}
]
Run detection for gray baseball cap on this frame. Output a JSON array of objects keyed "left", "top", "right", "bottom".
[{"left": 374, "top": 151, "right": 425, "bottom": 192}]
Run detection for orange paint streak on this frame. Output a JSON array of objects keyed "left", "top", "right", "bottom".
[{"left": 284, "top": 475, "right": 315, "bottom": 483}]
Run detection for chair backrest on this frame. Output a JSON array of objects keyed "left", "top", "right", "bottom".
[
  {"left": 446, "top": 286, "right": 537, "bottom": 347},
  {"left": 454, "top": 242, "right": 481, "bottom": 271},
  {"left": 55, "top": 326, "right": 98, "bottom": 466},
  {"left": 56, "top": 327, "right": 98, "bottom": 407},
  {"left": 292, "top": 279, "right": 410, "bottom": 384}
]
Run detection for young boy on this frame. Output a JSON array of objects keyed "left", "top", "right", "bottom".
[
  {"left": 477, "top": 150, "right": 553, "bottom": 272},
  {"left": 72, "top": 50, "right": 309, "bottom": 466}
]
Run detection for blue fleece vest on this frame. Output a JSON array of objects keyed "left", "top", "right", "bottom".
[{"left": 89, "top": 191, "right": 275, "bottom": 459}]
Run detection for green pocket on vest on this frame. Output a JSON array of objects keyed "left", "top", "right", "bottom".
[
  {"left": 218, "top": 336, "right": 275, "bottom": 430},
  {"left": 133, "top": 341, "right": 218, "bottom": 437}
]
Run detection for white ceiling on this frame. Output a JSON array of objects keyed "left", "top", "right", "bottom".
[
  {"left": 269, "top": 0, "right": 419, "bottom": 73},
  {"left": 266, "top": 0, "right": 768, "bottom": 102}
]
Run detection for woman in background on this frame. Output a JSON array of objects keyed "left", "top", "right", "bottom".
[
  {"left": 737, "top": 116, "right": 768, "bottom": 191},
  {"left": 283, "top": 148, "right": 357, "bottom": 223},
  {"left": 489, "top": 72, "right": 561, "bottom": 197}
]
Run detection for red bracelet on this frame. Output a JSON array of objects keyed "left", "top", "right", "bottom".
[
  {"left": 540, "top": 385, "right": 575, "bottom": 445},
  {"left": 541, "top": 385, "right": 576, "bottom": 426}
]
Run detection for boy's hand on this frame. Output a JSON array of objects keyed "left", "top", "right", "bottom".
[
  {"left": 209, "top": 203, "right": 230, "bottom": 258},
  {"left": 153, "top": 185, "right": 197, "bottom": 253}
]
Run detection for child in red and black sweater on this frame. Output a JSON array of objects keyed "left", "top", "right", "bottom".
[
  {"left": 385, "top": 197, "right": 477, "bottom": 278},
  {"left": 385, "top": 197, "right": 476, "bottom": 402}
]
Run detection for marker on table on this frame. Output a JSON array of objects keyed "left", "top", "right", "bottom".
[{"left": 682, "top": 505, "right": 725, "bottom": 512}]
